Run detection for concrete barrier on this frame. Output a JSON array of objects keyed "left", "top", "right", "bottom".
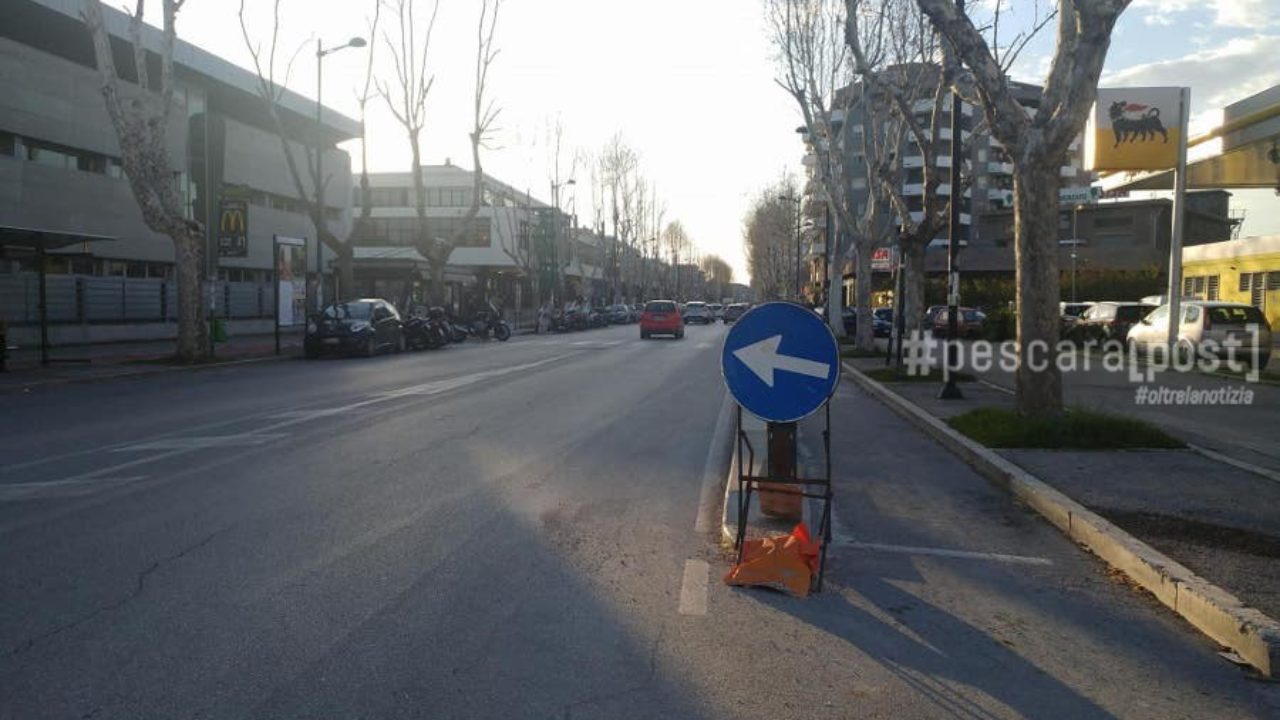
[{"left": 842, "top": 361, "right": 1280, "bottom": 678}]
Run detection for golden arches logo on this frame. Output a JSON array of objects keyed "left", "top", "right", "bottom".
[{"left": 219, "top": 207, "right": 246, "bottom": 234}]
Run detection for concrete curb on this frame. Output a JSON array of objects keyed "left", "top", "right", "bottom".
[{"left": 842, "top": 360, "right": 1280, "bottom": 678}]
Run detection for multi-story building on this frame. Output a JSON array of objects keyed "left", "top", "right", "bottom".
[
  {"left": 798, "top": 67, "right": 1090, "bottom": 299},
  {"left": 358, "top": 163, "right": 571, "bottom": 312},
  {"left": 1, "top": 0, "right": 357, "bottom": 343}
]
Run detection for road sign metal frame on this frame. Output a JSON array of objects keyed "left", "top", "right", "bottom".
[{"left": 732, "top": 402, "right": 834, "bottom": 592}]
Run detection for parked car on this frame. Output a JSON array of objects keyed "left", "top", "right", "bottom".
[
  {"left": 873, "top": 308, "right": 893, "bottom": 337},
  {"left": 607, "top": 304, "right": 633, "bottom": 324},
  {"left": 682, "top": 301, "right": 713, "bottom": 324},
  {"left": 841, "top": 307, "right": 892, "bottom": 337},
  {"left": 640, "top": 300, "right": 685, "bottom": 339},
  {"left": 1077, "top": 301, "right": 1156, "bottom": 342},
  {"left": 931, "top": 307, "right": 986, "bottom": 339},
  {"left": 722, "top": 303, "right": 748, "bottom": 323},
  {"left": 708, "top": 303, "right": 724, "bottom": 321},
  {"left": 1060, "top": 301, "right": 1096, "bottom": 333},
  {"left": 1127, "top": 301, "right": 1272, "bottom": 368},
  {"left": 305, "top": 299, "right": 404, "bottom": 358},
  {"left": 923, "top": 305, "right": 947, "bottom": 328}
]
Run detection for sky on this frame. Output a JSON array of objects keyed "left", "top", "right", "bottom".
[{"left": 149, "top": 0, "right": 1279, "bottom": 284}]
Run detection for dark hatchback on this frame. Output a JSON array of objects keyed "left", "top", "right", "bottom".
[{"left": 305, "top": 299, "right": 404, "bottom": 358}]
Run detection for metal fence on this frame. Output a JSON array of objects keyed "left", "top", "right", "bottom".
[{"left": 0, "top": 273, "right": 274, "bottom": 325}]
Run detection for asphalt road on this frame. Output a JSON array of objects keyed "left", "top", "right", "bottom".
[{"left": 2, "top": 322, "right": 1277, "bottom": 719}]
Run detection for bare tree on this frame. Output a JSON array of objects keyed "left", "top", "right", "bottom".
[
  {"left": 701, "top": 254, "right": 734, "bottom": 302},
  {"left": 82, "top": 0, "right": 208, "bottom": 361},
  {"left": 744, "top": 183, "right": 799, "bottom": 301},
  {"left": 842, "top": 0, "right": 959, "bottom": 350},
  {"left": 237, "top": 0, "right": 358, "bottom": 299},
  {"left": 353, "top": 1, "right": 382, "bottom": 249},
  {"left": 768, "top": 0, "right": 866, "bottom": 339},
  {"left": 915, "top": 0, "right": 1128, "bottom": 417},
  {"left": 376, "top": 0, "right": 503, "bottom": 303}
]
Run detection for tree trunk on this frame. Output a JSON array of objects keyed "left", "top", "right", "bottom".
[
  {"left": 853, "top": 239, "right": 874, "bottom": 350},
  {"left": 900, "top": 239, "right": 926, "bottom": 339},
  {"left": 1013, "top": 162, "right": 1064, "bottom": 418},
  {"left": 172, "top": 231, "right": 208, "bottom": 362},
  {"left": 826, "top": 214, "right": 845, "bottom": 337}
]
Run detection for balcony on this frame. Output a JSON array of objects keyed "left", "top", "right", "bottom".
[
  {"left": 907, "top": 210, "right": 971, "bottom": 225},
  {"left": 1060, "top": 166, "right": 1076, "bottom": 178},
  {"left": 902, "top": 155, "right": 953, "bottom": 169},
  {"left": 910, "top": 99, "right": 975, "bottom": 117},
  {"left": 903, "top": 183, "right": 972, "bottom": 198},
  {"left": 986, "top": 161, "right": 1014, "bottom": 175}
]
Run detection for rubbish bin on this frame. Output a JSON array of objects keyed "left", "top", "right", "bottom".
[{"left": 210, "top": 316, "right": 227, "bottom": 343}]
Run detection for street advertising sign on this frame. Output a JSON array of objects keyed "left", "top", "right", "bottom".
[
  {"left": 1058, "top": 186, "right": 1101, "bottom": 206},
  {"left": 722, "top": 302, "right": 840, "bottom": 423},
  {"left": 217, "top": 199, "right": 248, "bottom": 257},
  {"left": 274, "top": 236, "right": 307, "bottom": 327},
  {"left": 1086, "top": 87, "right": 1185, "bottom": 171},
  {"left": 871, "top": 247, "right": 896, "bottom": 272}
]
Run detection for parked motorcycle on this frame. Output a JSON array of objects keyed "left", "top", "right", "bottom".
[
  {"left": 403, "top": 307, "right": 451, "bottom": 350},
  {"left": 472, "top": 301, "right": 511, "bottom": 341}
]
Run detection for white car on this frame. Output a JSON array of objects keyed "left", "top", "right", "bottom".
[
  {"left": 1127, "top": 301, "right": 1272, "bottom": 368},
  {"left": 708, "top": 303, "right": 724, "bottom": 320},
  {"left": 682, "top": 301, "right": 713, "bottom": 324}
]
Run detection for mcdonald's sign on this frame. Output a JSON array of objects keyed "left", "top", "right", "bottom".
[{"left": 217, "top": 199, "right": 248, "bottom": 257}]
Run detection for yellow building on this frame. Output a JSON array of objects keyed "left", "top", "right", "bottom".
[{"left": 1182, "top": 235, "right": 1280, "bottom": 330}]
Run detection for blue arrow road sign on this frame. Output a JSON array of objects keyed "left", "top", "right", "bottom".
[{"left": 721, "top": 302, "right": 840, "bottom": 422}]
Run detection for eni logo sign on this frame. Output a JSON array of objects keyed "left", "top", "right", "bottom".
[
  {"left": 217, "top": 199, "right": 249, "bottom": 257},
  {"left": 1086, "top": 87, "right": 1186, "bottom": 172}
]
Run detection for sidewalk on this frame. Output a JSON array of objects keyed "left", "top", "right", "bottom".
[
  {"left": 0, "top": 332, "right": 301, "bottom": 391},
  {"left": 843, "top": 355, "right": 1280, "bottom": 624}
]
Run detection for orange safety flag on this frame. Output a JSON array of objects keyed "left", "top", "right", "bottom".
[{"left": 723, "top": 522, "right": 821, "bottom": 598}]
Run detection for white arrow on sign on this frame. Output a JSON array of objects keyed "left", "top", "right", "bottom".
[{"left": 732, "top": 334, "right": 831, "bottom": 388}]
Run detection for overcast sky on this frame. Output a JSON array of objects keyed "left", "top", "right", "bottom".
[{"left": 154, "top": 0, "right": 1278, "bottom": 283}]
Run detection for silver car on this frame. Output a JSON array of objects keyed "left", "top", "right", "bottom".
[{"left": 1127, "top": 301, "right": 1272, "bottom": 368}]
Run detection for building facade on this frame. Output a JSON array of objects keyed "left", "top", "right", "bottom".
[{"left": 1, "top": 0, "right": 358, "bottom": 340}]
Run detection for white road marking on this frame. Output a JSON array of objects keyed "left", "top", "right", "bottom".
[
  {"left": 695, "top": 342, "right": 712, "bottom": 349},
  {"left": 837, "top": 540, "right": 1053, "bottom": 566},
  {"left": 695, "top": 392, "right": 734, "bottom": 533},
  {"left": 113, "top": 433, "right": 289, "bottom": 452},
  {"left": 35, "top": 354, "right": 578, "bottom": 487},
  {"left": 978, "top": 378, "right": 1015, "bottom": 395},
  {"left": 678, "top": 559, "right": 710, "bottom": 615},
  {"left": 0, "top": 476, "right": 148, "bottom": 502},
  {"left": 1187, "top": 443, "right": 1280, "bottom": 485}
]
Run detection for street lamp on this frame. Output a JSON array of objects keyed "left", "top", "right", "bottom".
[
  {"left": 939, "top": 0, "right": 965, "bottom": 401},
  {"left": 778, "top": 194, "right": 802, "bottom": 301},
  {"left": 1071, "top": 203, "right": 1085, "bottom": 303},
  {"left": 314, "top": 36, "right": 366, "bottom": 308}
]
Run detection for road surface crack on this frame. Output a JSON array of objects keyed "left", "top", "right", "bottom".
[{"left": 7, "top": 528, "right": 226, "bottom": 657}]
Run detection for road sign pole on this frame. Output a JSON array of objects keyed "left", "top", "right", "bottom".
[{"left": 763, "top": 421, "right": 801, "bottom": 519}]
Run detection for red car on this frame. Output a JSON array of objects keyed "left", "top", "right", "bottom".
[{"left": 640, "top": 300, "right": 685, "bottom": 339}]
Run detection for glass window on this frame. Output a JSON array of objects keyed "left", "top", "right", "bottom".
[
  {"left": 323, "top": 301, "right": 374, "bottom": 320},
  {"left": 27, "top": 142, "right": 72, "bottom": 169},
  {"left": 1146, "top": 305, "right": 1169, "bottom": 324},
  {"left": 1208, "top": 306, "right": 1265, "bottom": 325},
  {"left": 0, "top": 131, "right": 15, "bottom": 156},
  {"left": 1181, "top": 305, "right": 1199, "bottom": 324},
  {"left": 1207, "top": 275, "right": 1220, "bottom": 300}
]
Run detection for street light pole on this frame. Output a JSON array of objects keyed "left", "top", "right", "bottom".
[
  {"left": 315, "top": 36, "right": 365, "bottom": 309},
  {"left": 939, "top": 0, "right": 965, "bottom": 400},
  {"left": 1072, "top": 203, "right": 1082, "bottom": 303}
]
